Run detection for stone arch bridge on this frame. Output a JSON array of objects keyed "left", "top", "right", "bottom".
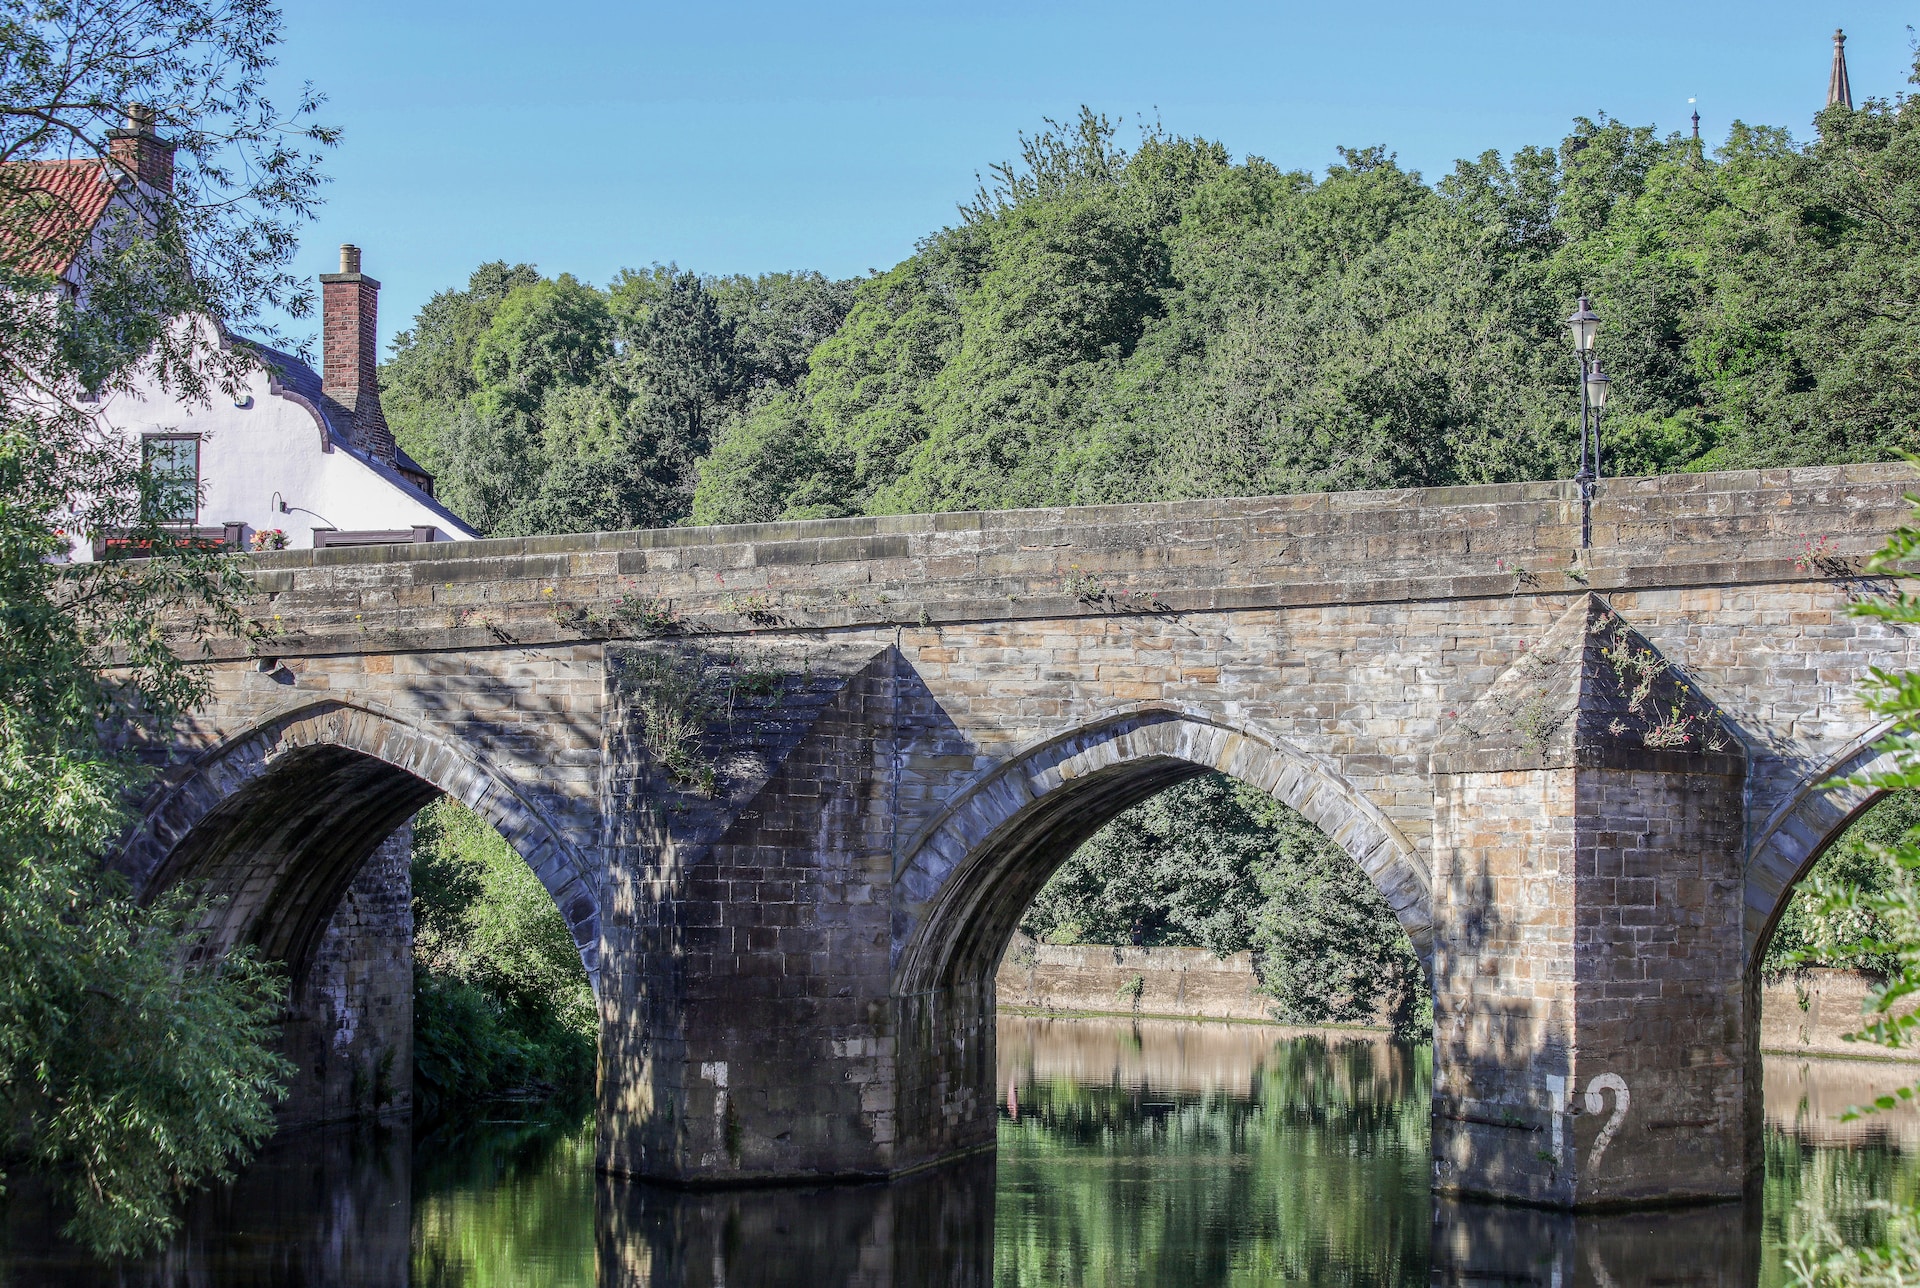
[{"left": 123, "top": 461, "right": 1917, "bottom": 1210}]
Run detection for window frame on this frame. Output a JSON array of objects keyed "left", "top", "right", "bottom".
[{"left": 141, "top": 432, "right": 202, "bottom": 526}]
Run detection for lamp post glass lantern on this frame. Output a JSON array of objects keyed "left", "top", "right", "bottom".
[
  {"left": 1568, "top": 297, "right": 1600, "bottom": 356},
  {"left": 1585, "top": 362, "right": 1611, "bottom": 412},
  {"left": 1566, "top": 297, "right": 1607, "bottom": 548}
]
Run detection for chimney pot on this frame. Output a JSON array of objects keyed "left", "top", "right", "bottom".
[{"left": 319, "top": 245, "right": 395, "bottom": 465}]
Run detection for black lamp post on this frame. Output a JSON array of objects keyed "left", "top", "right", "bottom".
[{"left": 1567, "top": 297, "right": 1610, "bottom": 548}]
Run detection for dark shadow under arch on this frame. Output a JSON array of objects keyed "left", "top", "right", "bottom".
[{"left": 121, "top": 700, "right": 601, "bottom": 989}]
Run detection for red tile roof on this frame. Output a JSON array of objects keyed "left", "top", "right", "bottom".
[{"left": 0, "top": 159, "right": 118, "bottom": 278}]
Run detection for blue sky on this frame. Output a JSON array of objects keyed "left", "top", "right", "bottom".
[{"left": 268, "top": 0, "right": 1920, "bottom": 351}]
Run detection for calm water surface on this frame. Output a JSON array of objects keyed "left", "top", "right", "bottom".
[{"left": 6, "top": 1015, "right": 1919, "bottom": 1285}]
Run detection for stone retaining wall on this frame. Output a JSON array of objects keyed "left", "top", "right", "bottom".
[
  {"left": 999, "top": 952, "right": 1920, "bottom": 1061},
  {"left": 1759, "top": 970, "right": 1920, "bottom": 1061},
  {"left": 995, "top": 937, "right": 1291, "bottom": 1025}
]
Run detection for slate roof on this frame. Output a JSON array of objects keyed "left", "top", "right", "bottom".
[
  {"left": 0, "top": 159, "right": 119, "bottom": 277},
  {"left": 249, "top": 341, "right": 349, "bottom": 443},
  {"left": 245, "top": 341, "right": 475, "bottom": 537}
]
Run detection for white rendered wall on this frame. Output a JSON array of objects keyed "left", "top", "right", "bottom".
[{"left": 73, "top": 330, "right": 475, "bottom": 559}]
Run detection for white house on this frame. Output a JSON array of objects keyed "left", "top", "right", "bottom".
[{"left": 13, "top": 109, "right": 475, "bottom": 558}]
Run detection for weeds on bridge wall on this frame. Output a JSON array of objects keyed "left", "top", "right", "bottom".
[
  {"left": 629, "top": 653, "right": 723, "bottom": 796},
  {"left": 548, "top": 583, "right": 686, "bottom": 638},
  {"left": 1061, "top": 565, "right": 1171, "bottom": 613},
  {"left": 1513, "top": 689, "right": 1560, "bottom": 755},
  {"left": 623, "top": 648, "right": 797, "bottom": 798},
  {"left": 1591, "top": 611, "right": 1733, "bottom": 754}
]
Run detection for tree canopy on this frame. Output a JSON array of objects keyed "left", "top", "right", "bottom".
[
  {"left": 382, "top": 263, "right": 854, "bottom": 536},
  {"left": 686, "top": 97, "right": 1920, "bottom": 525},
  {"left": 399, "top": 87, "right": 1920, "bottom": 534}
]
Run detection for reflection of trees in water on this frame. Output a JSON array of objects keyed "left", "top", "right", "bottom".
[
  {"left": 411, "top": 1103, "right": 596, "bottom": 1288},
  {"left": 10, "top": 1029, "right": 1918, "bottom": 1286},
  {"left": 996, "top": 1033, "right": 1432, "bottom": 1287},
  {"left": 1763, "top": 1126, "right": 1919, "bottom": 1283},
  {"left": 0, "top": 1122, "right": 412, "bottom": 1286}
]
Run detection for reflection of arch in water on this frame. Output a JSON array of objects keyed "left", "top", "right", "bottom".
[
  {"left": 1746, "top": 725, "right": 1900, "bottom": 968},
  {"left": 893, "top": 708, "right": 1432, "bottom": 999},
  {"left": 121, "top": 700, "right": 600, "bottom": 988}
]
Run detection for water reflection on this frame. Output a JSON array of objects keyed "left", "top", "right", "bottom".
[
  {"left": 1432, "top": 1198, "right": 1760, "bottom": 1287},
  {"left": 997, "top": 1016, "right": 1428, "bottom": 1286},
  {"left": 596, "top": 1156, "right": 995, "bottom": 1288},
  {"left": 413, "top": 1106, "right": 595, "bottom": 1286},
  {"left": 3, "top": 1018, "right": 1918, "bottom": 1285},
  {"left": 0, "top": 1118, "right": 411, "bottom": 1286}
]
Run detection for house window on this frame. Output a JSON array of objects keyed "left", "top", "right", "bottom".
[{"left": 142, "top": 434, "right": 200, "bottom": 524}]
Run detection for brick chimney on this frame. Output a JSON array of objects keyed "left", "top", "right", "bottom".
[
  {"left": 106, "top": 105, "right": 174, "bottom": 192},
  {"left": 319, "top": 244, "right": 395, "bottom": 464}
]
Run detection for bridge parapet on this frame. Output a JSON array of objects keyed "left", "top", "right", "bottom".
[{"left": 230, "top": 463, "right": 1912, "bottom": 661}]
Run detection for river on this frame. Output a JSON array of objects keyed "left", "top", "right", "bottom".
[{"left": 4, "top": 1015, "right": 1916, "bottom": 1285}]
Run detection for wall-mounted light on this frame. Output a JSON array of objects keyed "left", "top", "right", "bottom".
[{"left": 271, "top": 491, "right": 336, "bottom": 529}]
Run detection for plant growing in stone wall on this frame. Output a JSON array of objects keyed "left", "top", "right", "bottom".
[
  {"left": 1592, "top": 611, "right": 1733, "bottom": 753},
  {"left": 610, "top": 591, "right": 683, "bottom": 635},
  {"left": 622, "top": 650, "right": 802, "bottom": 797},
  {"left": 549, "top": 584, "right": 684, "bottom": 638},
  {"left": 1596, "top": 618, "right": 1667, "bottom": 713},
  {"left": 629, "top": 654, "right": 721, "bottom": 796},
  {"left": 720, "top": 591, "right": 779, "bottom": 625},
  {"left": 1514, "top": 688, "right": 1559, "bottom": 754},
  {"left": 1642, "top": 706, "right": 1696, "bottom": 749}
]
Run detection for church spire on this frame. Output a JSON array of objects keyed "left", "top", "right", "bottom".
[{"left": 1829, "top": 28, "right": 1853, "bottom": 110}]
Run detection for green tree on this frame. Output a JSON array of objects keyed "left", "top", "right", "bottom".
[
  {"left": 709, "top": 269, "right": 856, "bottom": 391},
  {"left": 410, "top": 799, "right": 595, "bottom": 1115},
  {"left": 391, "top": 263, "right": 852, "bottom": 538},
  {"left": 469, "top": 274, "right": 613, "bottom": 425},
  {"left": 1021, "top": 776, "right": 1271, "bottom": 953},
  {"left": 0, "top": 0, "right": 333, "bottom": 1254},
  {"left": 382, "top": 261, "right": 540, "bottom": 478},
  {"left": 1021, "top": 775, "right": 1427, "bottom": 1032},
  {"left": 1763, "top": 793, "right": 1918, "bottom": 979}
]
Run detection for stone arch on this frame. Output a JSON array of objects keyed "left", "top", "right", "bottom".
[
  {"left": 1745, "top": 725, "right": 1899, "bottom": 967},
  {"left": 891, "top": 707, "right": 1430, "bottom": 998},
  {"left": 120, "top": 698, "right": 600, "bottom": 988}
]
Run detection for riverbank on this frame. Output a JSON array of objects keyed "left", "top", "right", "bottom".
[
  {"left": 996, "top": 937, "right": 1282, "bottom": 1024},
  {"left": 997, "top": 942, "right": 1920, "bottom": 1058},
  {"left": 1759, "top": 969, "right": 1920, "bottom": 1061}
]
